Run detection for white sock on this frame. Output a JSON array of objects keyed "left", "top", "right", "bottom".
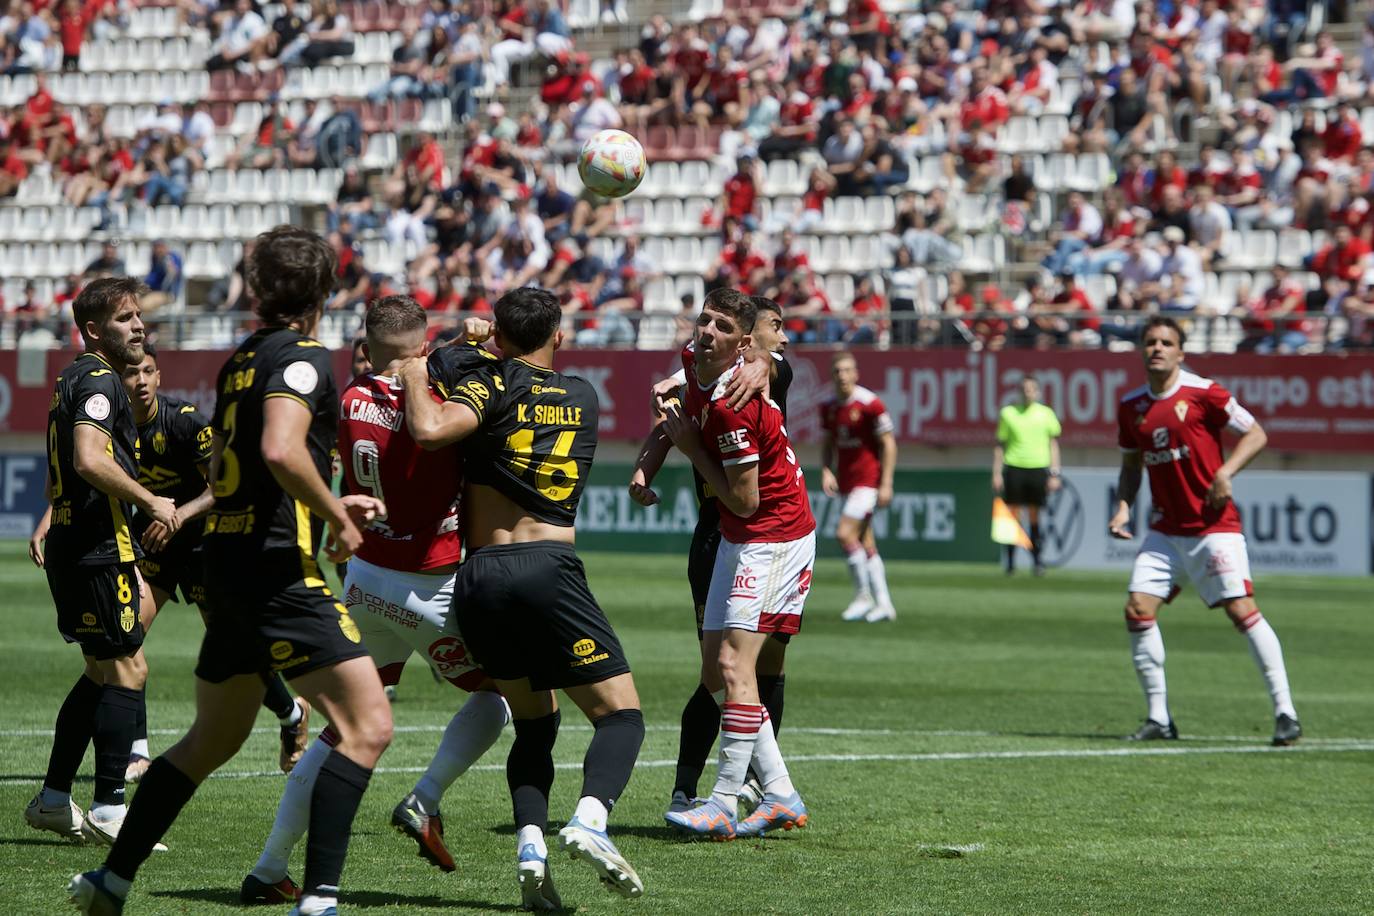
[
  {"left": 413, "top": 691, "right": 510, "bottom": 813},
  {"left": 1128, "top": 621, "right": 1170, "bottom": 724},
  {"left": 297, "top": 895, "right": 338, "bottom": 916},
  {"left": 90, "top": 801, "right": 126, "bottom": 821},
  {"left": 102, "top": 871, "right": 131, "bottom": 899},
  {"left": 750, "top": 711, "right": 795, "bottom": 797},
  {"left": 130, "top": 739, "right": 150, "bottom": 759},
  {"left": 279, "top": 698, "right": 303, "bottom": 727},
  {"left": 573, "top": 796, "right": 609, "bottom": 832},
  {"left": 710, "top": 702, "right": 764, "bottom": 816},
  {"left": 1240, "top": 615, "right": 1297, "bottom": 719},
  {"left": 867, "top": 551, "right": 892, "bottom": 608},
  {"left": 845, "top": 546, "right": 871, "bottom": 601},
  {"left": 251, "top": 736, "right": 331, "bottom": 882},
  {"left": 39, "top": 786, "right": 71, "bottom": 808},
  {"left": 517, "top": 824, "right": 547, "bottom": 857}
]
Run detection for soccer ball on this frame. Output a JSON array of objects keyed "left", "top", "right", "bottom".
[{"left": 577, "top": 129, "right": 646, "bottom": 198}]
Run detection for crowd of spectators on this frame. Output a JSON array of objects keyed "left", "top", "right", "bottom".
[{"left": 7, "top": 0, "right": 1374, "bottom": 352}]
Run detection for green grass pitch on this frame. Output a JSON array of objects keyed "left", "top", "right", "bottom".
[{"left": 1, "top": 546, "right": 1371, "bottom": 915}]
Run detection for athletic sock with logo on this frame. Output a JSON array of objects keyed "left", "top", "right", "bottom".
[
  {"left": 106, "top": 757, "right": 198, "bottom": 882},
  {"left": 508, "top": 711, "right": 560, "bottom": 836},
  {"left": 867, "top": 550, "right": 892, "bottom": 608},
  {"left": 673, "top": 683, "right": 721, "bottom": 799},
  {"left": 413, "top": 691, "right": 511, "bottom": 813},
  {"left": 1236, "top": 610, "right": 1297, "bottom": 718},
  {"left": 303, "top": 750, "right": 373, "bottom": 900},
  {"left": 711, "top": 702, "right": 764, "bottom": 816},
  {"left": 43, "top": 674, "right": 102, "bottom": 801},
  {"left": 1127, "top": 617, "right": 1170, "bottom": 724},
  {"left": 92, "top": 685, "right": 142, "bottom": 811},
  {"left": 252, "top": 736, "right": 331, "bottom": 883},
  {"left": 261, "top": 672, "right": 298, "bottom": 723},
  {"left": 578, "top": 709, "right": 644, "bottom": 826},
  {"left": 845, "top": 546, "right": 872, "bottom": 602},
  {"left": 749, "top": 711, "right": 795, "bottom": 797}
]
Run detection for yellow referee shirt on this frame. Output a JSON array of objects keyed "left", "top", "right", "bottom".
[{"left": 996, "top": 403, "right": 1061, "bottom": 469}]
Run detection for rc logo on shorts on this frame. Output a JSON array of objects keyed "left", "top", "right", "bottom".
[
  {"left": 270, "top": 640, "right": 294, "bottom": 661},
  {"left": 82, "top": 612, "right": 97, "bottom": 626},
  {"left": 1206, "top": 552, "right": 1235, "bottom": 577},
  {"left": 119, "top": 606, "right": 135, "bottom": 633}
]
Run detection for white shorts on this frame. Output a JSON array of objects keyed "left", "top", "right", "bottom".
[
  {"left": 343, "top": 556, "right": 486, "bottom": 691},
  {"left": 1128, "top": 531, "right": 1254, "bottom": 608},
  {"left": 840, "top": 486, "right": 878, "bottom": 520},
  {"left": 704, "top": 531, "right": 816, "bottom": 635}
]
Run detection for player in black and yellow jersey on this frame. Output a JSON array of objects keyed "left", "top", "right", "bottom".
[
  {"left": 629, "top": 297, "right": 794, "bottom": 817},
  {"left": 71, "top": 227, "right": 390, "bottom": 916},
  {"left": 401, "top": 287, "right": 645, "bottom": 909},
  {"left": 120, "top": 344, "right": 310, "bottom": 782},
  {"left": 25, "top": 277, "right": 181, "bottom": 851}
]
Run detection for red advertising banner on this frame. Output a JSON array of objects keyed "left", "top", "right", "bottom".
[{"left": 3, "top": 349, "right": 1373, "bottom": 452}]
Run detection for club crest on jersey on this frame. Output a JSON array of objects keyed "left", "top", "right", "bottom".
[
  {"left": 152, "top": 431, "right": 166, "bottom": 454},
  {"left": 1152, "top": 427, "right": 1168, "bottom": 448},
  {"left": 119, "top": 606, "right": 135, "bottom": 633},
  {"left": 1174, "top": 401, "right": 1188, "bottom": 422}
]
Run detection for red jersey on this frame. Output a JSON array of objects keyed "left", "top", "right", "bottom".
[
  {"left": 721, "top": 172, "right": 757, "bottom": 220},
  {"left": 339, "top": 373, "right": 462, "bottom": 571},
  {"left": 1116, "top": 371, "right": 1256, "bottom": 537},
  {"left": 820, "top": 385, "right": 893, "bottom": 492},
  {"left": 681, "top": 349, "right": 814, "bottom": 544}
]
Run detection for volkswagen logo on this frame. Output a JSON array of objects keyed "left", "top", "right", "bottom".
[{"left": 1039, "top": 476, "right": 1085, "bottom": 567}]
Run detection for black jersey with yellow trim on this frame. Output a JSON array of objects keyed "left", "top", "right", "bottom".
[
  {"left": 691, "top": 351, "right": 793, "bottom": 516},
  {"left": 204, "top": 326, "right": 338, "bottom": 577},
  {"left": 443, "top": 356, "right": 599, "bottom": 527},
  {"left": 133, "top": 394, "right": 212, "bottom": 540},
  {"left": 426, "top": 338, "right": 502, "bottom": 400},
  {"left": 45, "top": 351, "right": 143, "bottom": 567}
]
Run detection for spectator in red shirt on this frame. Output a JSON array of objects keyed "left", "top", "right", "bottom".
[
  {"left": 845, "top": 274, "right": 887, "bottom": 344},
  {"left": 960, "top": 67, "right": 1010, "bottom": 133},
  {"left": 847, "top": 0, "right": 892, "bottom": 59},
  {"left": 1322, "top": 102, "right": 1362, "bottom": 163},
  {"left": 0, "top": 139, "right": 27, "bottom": 198},
  {"left": 777, "top": 267, "right": 835, "bottom": 343},
  {"left": 58, "top": 0, "right": 93, "bottom": 72},
  {"left": 1236, "top": 265, "right": 1310, "bottom": 353},
  {"left": 759, "top": 84, "right": 818, "bottom": 161},
  {"left": 718, "top": 154, "right": 759, "bottom": 222}
]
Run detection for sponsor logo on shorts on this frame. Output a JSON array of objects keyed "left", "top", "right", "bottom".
[
  {"left": 345, "top": 584, "right": 363, "bottom": 606},
  {"left": 731, "top": 566, "right": 758, "bottom": 600},
  {"left": 270, "top": 640, "right": 294, "bottom": 661},
  {"left": 82, "top": 612, "right": 97, "bottom": 626},
  {"left": 427, "top": 636, "right": 473, "bottom": 677},
  {"left": 1206, "top": 551, "right": 1236, "bottom": 577},
  {"left": 187, "top": 585, "right": 206, "bottom": 605},
  {"left": 354, "top": 588, "right": 423, "bottom": 630},
  {"left": 119, "top": 606, "right": 135, "bottom": 633},
  {"left": 140, "top": 558, "right": 161, "bottom": 576},
  {"left": 336, "top": 604, "right": 362, "bottom": 644},
  {"left": 569, "top": 638, "right": 609, "bottom": 668}
]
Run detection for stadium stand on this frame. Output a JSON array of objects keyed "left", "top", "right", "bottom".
[{"left": 2, "top": 0, "right": 1373, "bottom": 354}]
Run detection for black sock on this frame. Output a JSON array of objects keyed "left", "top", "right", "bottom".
[
  {"left": 105, "top": 756, "right": 198, "bottom": 882},
  {"left": 581, "top": 709, "right": 644, "bottom": 810},
  {"left": 758, "top": 674, "right": 786, "bottom": 736},
  {"left": 44, "top": 675, "right": 102, "bottom": 794},
  {"left": 259, "top": 671, "right": 296, "bottom": 721},
  {"left": 303, "top": 750, "right": 373, "bottom": 899},
  {"left": 134, "top": 682, "right": 147, "bottom": 746},
  {"left": 1005, "top": 544, "right": 1015, "bottom": 571},
  {"left": 1029, "top": 523, "right": 1042, "bottom": 563},
  {"left": 92, "top": 686, "right": 142, "bottom": 806},
  {"left": 673, "top": 684, "right": 720, "bottom": 798},
  {"left": 507, "top": 711, "right": 559, "bottom": 831}
]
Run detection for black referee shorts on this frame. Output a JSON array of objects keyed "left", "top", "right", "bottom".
[
  {"left": 1003, "top": 465, "right": 1050, "bottom": 507},
  {"left": 453, "top": 541, "right": 631, "bottom": 691}
]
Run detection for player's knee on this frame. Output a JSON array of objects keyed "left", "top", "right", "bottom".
[
  {"left": 1222, "top": 598, "right": 1261, "bottom": 630},
  {"left": 1123, "top": 596, "right": 1156, "bottom": 626}
]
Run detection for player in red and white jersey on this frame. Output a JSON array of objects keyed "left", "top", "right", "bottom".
[
  {"left": 1109, "top": 316, "right": 1300, "bottom": 747},
  {"left": 661, "top": 288, "right": 814, "bottom": 840},
  {"left": 242, "top": 299, "right": 511, "bottom": 904},
  {"left": 819, "top": 353, "right": 897, "bottom": 623}
]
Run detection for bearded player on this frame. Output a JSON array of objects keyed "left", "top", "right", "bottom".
[
  {"left": 661, "top": 288, "right": 814, "bottom": 840},
  {"left": 1111, "top": 315, "right": 1301, "bottom": 746},
  {"left": 820, "top": 352, "right": 897, "bottom": 623},
  {"left": 240, "top": 298, "right": 511, "bottom": 905}
]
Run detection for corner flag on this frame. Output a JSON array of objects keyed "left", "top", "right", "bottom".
[{"left": 991, "top": 498, "right": 1033, "bottom": 549}]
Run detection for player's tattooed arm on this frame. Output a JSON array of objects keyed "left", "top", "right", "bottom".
[
  {"left": 72, "top": 424, "right": 179, "bottom": 534},
  {"left": 1109, "top": 449, "right": 1144, "bottom": 540},
  {"left": 399, "top": 357, "right": 483, "bottom": 449},
  {"left": 1208, "top": 420, "right": 1267, "bottom": 508}
]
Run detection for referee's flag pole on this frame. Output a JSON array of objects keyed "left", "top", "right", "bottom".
[{"left": 991, "top": 498, "right": 1034, "bottom": 549}]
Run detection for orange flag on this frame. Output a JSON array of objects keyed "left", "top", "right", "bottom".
[{"left": 991, "top": 497, "right": 1033, "bottom": 549}]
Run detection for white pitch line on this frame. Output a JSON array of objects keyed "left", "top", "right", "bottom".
[
  {"left": 3, "top": 742, "right": 1367, "bottom": 786},
  {"left": 0, "top": 724, "right": 1366, "bottom": 744}
]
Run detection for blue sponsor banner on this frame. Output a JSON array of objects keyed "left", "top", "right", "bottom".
[{"left": 0, "top": 454, "right": 46, "bottom": 539}]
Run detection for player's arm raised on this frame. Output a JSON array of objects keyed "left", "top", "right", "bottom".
[
  {"left": 399, "top": 357, "right": 482, "bottom": 449},
  {"left": 73, "top": 423, "right": 179, "bottom": 533},
  {"left": 1207, "top": 420, "right": 1266, "bottom": 508},
  {"left": 661, "top": 403, "right": 759, "bottom": 518},
  {"left": 1109, "top": 449, "right": 1143, "bottom": 540},
  {"left": 260, "top": 397, "right": 373, "bottom": 562}
]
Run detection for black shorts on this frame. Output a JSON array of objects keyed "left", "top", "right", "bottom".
[
  {"left": 1003, "top": 466, "right": 1050, "bottom": 507},
  {"left": 138, "top": 538, "right": 206, "bottom": 607},
  {"left": 453, "top": 541, "right": 631, "bottom": 692},
  {"left": 195, "top": 554, "right": 368, "bottom": 683},
  {"left": 49, "top": 561, "right": 144, "bottom": 660},
  {"left": 688, "top": 520, "right": 721, "bottom": 638}
]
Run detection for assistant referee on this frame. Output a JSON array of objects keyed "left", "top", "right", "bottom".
[{"left": 993, "top": 376, "right": 1062, "bottom": 576}]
